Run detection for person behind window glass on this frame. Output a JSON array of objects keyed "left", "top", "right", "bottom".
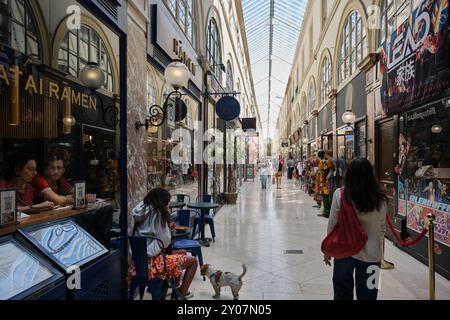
[
  {"left": 0, "top": 153, "right": 54, "bottom": 213},
  {"left": 32, "top": 155, "right": 74, "bottom": 206}
]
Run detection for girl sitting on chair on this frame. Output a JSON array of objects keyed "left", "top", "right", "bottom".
[{"left": 127, "top": 188, "right": 198, "bottom": 299}]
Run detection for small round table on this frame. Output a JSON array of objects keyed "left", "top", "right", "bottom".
[
  {"left": 169, "top": 201, "right": 186, "bottom": 211},
  {"left": 187, "top": 202, "right": 219, "bottom": 247}
]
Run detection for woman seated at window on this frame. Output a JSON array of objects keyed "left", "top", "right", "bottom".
[{"left": 0, "top": 153, "right": 54, "bottom": 213}]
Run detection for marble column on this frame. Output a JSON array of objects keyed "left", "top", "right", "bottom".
[
  {"left": 126, "top": 0, "right": 149, "bottom": 233},
  {"left": 329, "top": 89, "right": 338, "bottom": 158}
]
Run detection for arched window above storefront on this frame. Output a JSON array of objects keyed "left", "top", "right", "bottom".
[
  {"left": 226, "top": 60, "right": 234, "bottom": 92},
  {"left": 57, "top": 25, "right": 115, "bottom": 92},
  {"left": 320, "top": 56, "right": 332, "bottom": 106},
  {"left": 165, "top": 0, "right": 197, "bottom": 49},
  {"left": 207, "top": 18, "right": 223, "bottom": 87},
  {"left": 1, "top": 0, "right": 41, "bottom": 60},
  {"left": 378, "top": 0, "right": 409, "bottom": 48},
  {"left": 337, "top": 11, "right": 366, "bottom": 85},
  {"left": 308, "top": 78, "right": 316, "bottom": 115}
]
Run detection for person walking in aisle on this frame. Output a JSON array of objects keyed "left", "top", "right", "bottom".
[
  {"left": 259, "top": 162, "right": 270, "bottom": 190},
  {"left": 324, "top": 158, "right": 387, "bottom": 300},
  {"left": 275, "top": 158, "right": 283, "bottom": 189},
  {"left": 287, "top": 157, "right": 294, "bottom": 180}
]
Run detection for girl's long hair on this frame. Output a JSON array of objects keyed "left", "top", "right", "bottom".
[
  {"left": 143, "top": 188, "right": 171, "bottom": 227},
  {"left": 344, "top": 158, "right": 386, "bottom": 213}
]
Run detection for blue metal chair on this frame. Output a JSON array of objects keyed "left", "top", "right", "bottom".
[
  {"left": 172, "top": 239, "right": 204, "bottom": 267},
  {"left": 170, "top": 194, "right": 191, "bottom": 208},
  {"left": 192, "top": 195, "right": 216, "bottom": 242},
  {"left": 171, "top": 210, "right": 204, "bottom": 267},
  {"left": 128, "top": 236, "right": 184, "bottom": 300},
  {"left": 171, "top": 209, "right": 198, "bottom": 241}
]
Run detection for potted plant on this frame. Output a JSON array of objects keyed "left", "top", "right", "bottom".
[{"left": 225, "top": 164, "right": 238, "bottom": 204}]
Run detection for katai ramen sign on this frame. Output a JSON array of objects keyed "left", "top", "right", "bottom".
[
  {"left": 380, "top": 0, "right": 450, "bottom": 116},
  {"left": 0, "top": 64, "right": 98, "bottom": 110}
]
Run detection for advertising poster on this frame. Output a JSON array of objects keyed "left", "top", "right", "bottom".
[
  {"left": 406, "top": 201, "right": 450, "bottom": 246},
  {"left": 380, "top": 0, "right": 450, "bottom": 116}
]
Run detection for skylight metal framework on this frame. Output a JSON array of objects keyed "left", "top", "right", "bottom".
[{"left": 242, "top": 0, "right": 307, "bottom": 140}]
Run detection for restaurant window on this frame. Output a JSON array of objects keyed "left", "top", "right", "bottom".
[
  {"left": 207, "top": 18, "right": 222, "bottom": 89},
  {"left": 338, "top": 11, "right": 366, "bottom": 85},
  {"left": 0, "top": 0, "right": 40, "bottom": 60},
  {"left": 320, "top": 56, "right": 332, "bottom": 107},
  {"left": 0, "top": 3, "right": 121, "bottom": 252},
  {"left": 57, "top": 25, "right": 115, "bottom": 92},
  {"left": 308, "top": 78, "right": 316, "bottom": 115},
  {"left": 165, "top": 0, "right": 197, "bottom": 49}
]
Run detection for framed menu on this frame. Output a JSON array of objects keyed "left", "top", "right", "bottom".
[
  {"left": 73, "top": 181, "right": 86, "bottom": 210},
  {"left": 0, "top": 189, "right": 17, "bottom": 228}
]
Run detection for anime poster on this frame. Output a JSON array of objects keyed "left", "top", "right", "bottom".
[
  {"left": 380, "top": 0, "right": 450, "bottom": 116},
  {"left": 395, "top": 134, "right": 410, "bottom": 175},
  {"left": 406, "top": 202, "right": 450, "bottom": 246},
  {"left": 406, "top": 175, "right": 450, "bottom": 246}
]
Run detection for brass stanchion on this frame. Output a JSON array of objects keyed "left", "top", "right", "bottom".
[
  {"left": 381, "top": 238, "right": 395, "bottom": 269},
  {"left": 427, "top": 213, "right": 436, "bottom": 300}
]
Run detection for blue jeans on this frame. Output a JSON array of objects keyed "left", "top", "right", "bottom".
[
  {"left": 260, "top": 175, "right": 268, "bottom": 189},
  {"left": 333, "top": 257, "right": 381, "bottom": 300}
]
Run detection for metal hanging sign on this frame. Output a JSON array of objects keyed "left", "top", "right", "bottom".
[{"left": 215, "top": 96, "right": 241, "bottom": 121}]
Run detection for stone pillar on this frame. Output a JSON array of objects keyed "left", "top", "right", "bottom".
[
  {"left": 359, "top": 53, "right": 378, "bottom": 165},
  {"left": 127, "top": 0, "right": 149, "bottom": 233},
  {"left": 329, "top": 89, "right": 338, "bottom": 158}
]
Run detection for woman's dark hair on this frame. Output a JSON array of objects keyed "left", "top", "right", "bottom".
[
  {"left": 344, "top": 158, "right": 386, "bottom": 213},
  {"left": 143, "top": 188, "right": 171, "bottom": 227},
  {"left": 5, "top": 153, "right": 37, "bottom": 181}
]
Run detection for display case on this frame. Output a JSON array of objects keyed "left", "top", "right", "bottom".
[
  {"left": 18, "top": 218, "right": 121, "bottom": 300},
  {"left": 0, "top": 235, "right": 65, "bottom": 300},
  {"left": 18, "top": 219, "right": 109, "bottom": 271}
]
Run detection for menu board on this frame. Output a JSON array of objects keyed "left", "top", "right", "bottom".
[
  {"left": 0, "top": 237, "right": 62, "bottom": 300},
  {"left": 19, "top": 219, "right": 108, "bottom": 271}
]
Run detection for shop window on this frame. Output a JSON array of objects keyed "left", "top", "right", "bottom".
[
  {"left": 338, "top": 11, "right": 366, "bottom": 85},
  {"left": 0, "top": 0, "right": 40, "bottom": 60},
  {"left": 58, "top": 25, "right": 114, "bottom": 93},
  {"left": 164, "top": 0, "right": 197, "bottom": 49},
  {"left": 207, "top": 18, "right": 223, "bottom": 90},
  {"left": 320, "top": 56, "right": 332, "bottom": 106},
  {"left": 399, "top": 103, "right": 450, "bottom": 247}
]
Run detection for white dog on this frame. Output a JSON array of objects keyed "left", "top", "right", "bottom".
[{"left": 200, "top": 264, "right": 247, "bottom": 300}]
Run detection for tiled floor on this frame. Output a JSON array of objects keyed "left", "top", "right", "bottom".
[{"left": 186, "top": 178, "right": 450, "bottom": 300}]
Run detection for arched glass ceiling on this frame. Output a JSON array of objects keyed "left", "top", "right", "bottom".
[{"left": 242, "top": 0, "right": 307, "bottom": 140}]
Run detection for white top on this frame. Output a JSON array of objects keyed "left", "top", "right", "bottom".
[
  {"left": 132, "top": 202, "right": 172, "bottom": 257},
  {"left": 327, "top": 188, "right": 387, "bottom": 263}
]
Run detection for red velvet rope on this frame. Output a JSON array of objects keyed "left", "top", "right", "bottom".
[{"left": 386, "top": 214, "right": 429, "bottom": 247}]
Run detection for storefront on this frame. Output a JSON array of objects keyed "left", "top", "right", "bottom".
[
  {"left": 146, "top": 3, "right": 202, "bottom": 200},
  {"left": 336, "top": 72, "right": 367, "bottom": 164},
  {"left": 318, "top": 103, "right": 333, "bottom": 152},
  {"left": 0, "top": 0, "right": 127, "bottom": 299},
  {"left": 379, "top": 0, "right": 450, "bottom": 280}
]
